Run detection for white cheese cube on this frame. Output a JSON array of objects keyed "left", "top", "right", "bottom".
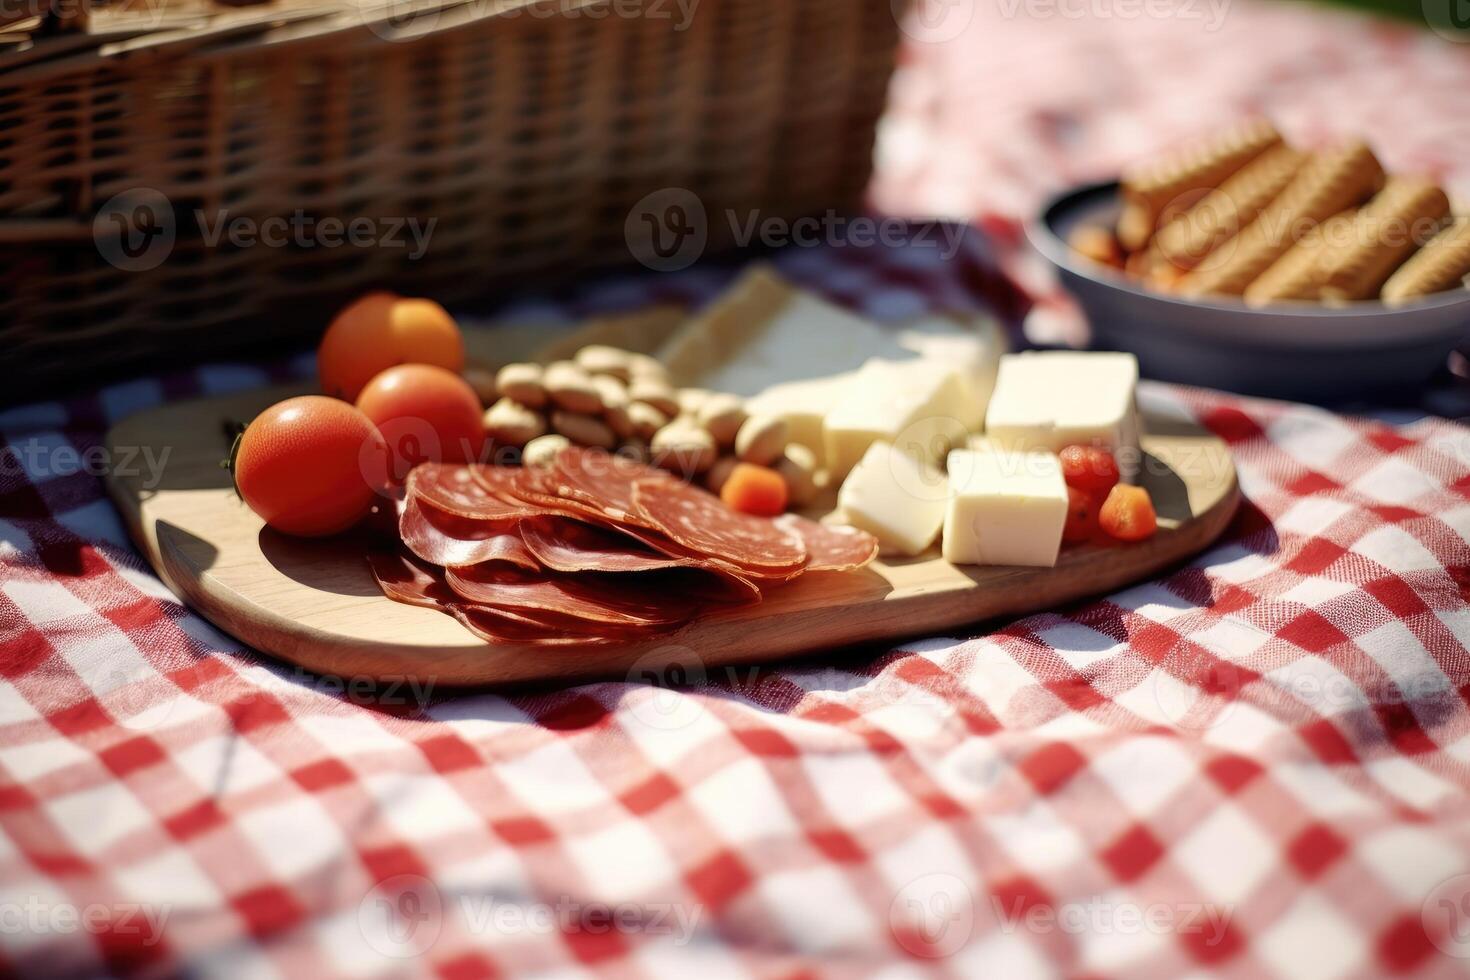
[
  {"left": 984, "top": 352, "right": 1140, "bottom": 459},
  {"left": 824, "top": 358, "right": 970, "bottom": 481},
  {"left": 942, "top": 449, "right": 1067, "bottom": 567},
  {"left": 836, "top": 441, "right": 948, "bottom": 557}
]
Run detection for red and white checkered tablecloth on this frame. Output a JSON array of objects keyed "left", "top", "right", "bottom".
[{"left": 5, "top": 3, "right": 1470, "bottom": 977}]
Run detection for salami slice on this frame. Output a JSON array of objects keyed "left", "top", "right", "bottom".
[
  {"left": 630, "top": 478, "right": 806, "bottom": 574},
  {"left": 445, "top": 564, "right": 697, "bottom": 628},
  {"left": 409, "top": 463, "right": 530, "bottom": 521},
  {"left": 774, "top": 514, "right": 879, "bottom": 572},
  {"left": 401, "top": 495, "right": 538, "bottom": 570},
  {"left": 370, "top": 551, "right": 630, "bottom": 645},
  {"left": 520, "top": 516, "right": 689, "bottom": 573},
  {"left": 449, "top": 605, "right": 621, "bottom": 647},
  {"left": 552, "top": 446, "right": 677, "bottom": 523},
  {"left": 367, "top": 549, "right": 460, "bottom": 608}
]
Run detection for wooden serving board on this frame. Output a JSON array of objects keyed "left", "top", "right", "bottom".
[{"left": 105, "top": 385, "right": 1239, "bottom": 686}]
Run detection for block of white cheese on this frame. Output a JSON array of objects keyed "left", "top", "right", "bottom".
[
  {"left": 942, "top": 449, "right": 1068, "bottom": 567},
  {"left": 823, "top": 358, "right": 971, "bottom": 481},
  {"left": 984, "top": 351, "right": 1140, "bottom": 458},
  {"left": 836, "top": 441, "right": 948, "bottom": 556}
]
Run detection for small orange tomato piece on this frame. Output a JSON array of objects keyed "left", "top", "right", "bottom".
[
  {"left": 1059, "top": 444, "right": 1120, "bottom": 497},
  {"left": 1098, "top": 484, "right": 1158, "bottom": 542},
  {"left": 1062, "top": 485, "right": 1098, "bottom": 544},
  {"left": 719, "top": 462, "right": 788, "bottom": 517},
  {"left": 356, "top": 364, "right": 485, "bottom": 480},
  {"left": 233, "top": 396, "right": 388, "bottom": 537}
]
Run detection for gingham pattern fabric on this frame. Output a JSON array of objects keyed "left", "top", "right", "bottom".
[{"left": 5, "top": 4, "right": 1470, "bottom": 979}]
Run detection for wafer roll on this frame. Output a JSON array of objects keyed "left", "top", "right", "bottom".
[
  {"left": 1154, "top": 144, "right": 1307, "bottom": 272},
  {"left": 1315, "top": 178, "right": 1452, "bottom": 303},
  {"left": 1380, "top": 216, "right": 1470, "bottom": 306},
  {"left": 1178, "top": 143, "right": 1385, "bottom": 298},
  {"left": 1118, "top": 118, "right": 1282, "bottom": 250},
  {"left": 1242, "top": 210, "right": 1355, "bottom": 305}
]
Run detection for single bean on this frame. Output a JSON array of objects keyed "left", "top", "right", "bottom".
[
  {"left": 523, "top": 433, "right": 571, "bottom": 468},
  {"left": 552, "top": 409, "right": 618, "bottom": 450},
  {"left": 494, "top": 362, "right": 548, "bottom": 409},
  {"left": 484, "top": 398, "right": 546, "bottom": 446},
  {"left": 544, "top": 361, "right": 602, "bottom": 414},
  {"left": 734, "top": 414, "right": 788, "bottom": 466}
]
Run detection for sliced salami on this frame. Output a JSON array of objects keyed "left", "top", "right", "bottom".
[
  {"left": 449, "top": 605, "right": 621, "bottom": 647},
  {"left": 630, "top": 478, "right": 806, "bottom": 575},
  {"left": 445, "top": 564, "right": 697, "bottom": 628},
  {"left": 367, "top": 549, "right": 460, "bottom": 609},
  {"left": 371, "top": 551, "right": 633, "bottom": 644},
  {"left": 409, "top": 463, "right": 530, "bottom": 521},
  {"left": 552, "top": 445, "right": 677, "bottom": 523},
  {"left": 774, "top": 514, "right": 879, "bottom": 572},
  {"left": 520, "top": 516, "right": 688, "bottom": 573},
  {"left": 400, "top": 495, "right": 538, "bottom": 570}
]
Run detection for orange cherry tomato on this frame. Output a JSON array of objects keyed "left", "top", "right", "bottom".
[
  {"left": 1062, "top": 485, "right": 1098, "bottom": 544},
  {"left": 1059, "top": 444, "right": 1120, "bottom": 497},
  {"left": 1098, "top": 484, "right": 1158, "bottom": 542},
  {"left": 317, "top": 293, "right": 464, "bottom": 401},
  {"left": 356, "top": 364, "right": 485, "bottom": 480},
  {"left": 719, "top": 462, "right": 788, "bottom": 516},
  {"left": 233, "top": 396, "right": 388, "bottom": 537}
]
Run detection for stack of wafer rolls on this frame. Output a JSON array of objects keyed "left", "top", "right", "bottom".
[
  {"left": 1117, "top": 118, "right": 1282, "bottom": 252},
  {"left": 1177, "top": 142, "right": 1385, "bottom": 298},
  {"left": 1242, "top": 178, "right": 1450, "bottom": 305},
  {"left": 1065, "top": 120, "right": 1470, "bottom": 306},
  {"left": 1241, "top": 210, "right": 1356, "bottom": 305},
  {"left": 1381, "top": 217, "right": 1470, "bottom": 306},
  {"left": 1150, "top": 144, "right": 1307, "bottom": 272}
]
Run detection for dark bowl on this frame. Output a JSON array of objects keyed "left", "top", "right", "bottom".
[{"left": 1028, "top": 181, "right": 1470, "bottom": 400}]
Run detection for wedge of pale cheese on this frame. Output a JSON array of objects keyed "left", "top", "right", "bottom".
[
  {"left": 824, "top": 358, "right": 971, "bottom": 481},
  {"left": 836, "top": 441, "right": 948, "bottom": 556},
  {"left": 662, "top": 266, "right": 907, "bottom": 396},
  {"left": 984, "top": 351, "right": 1140, "bottom": 460},
  {"left": 662, "top": 268, "right": 1006, "bottom": 467},
  {"left": 942, "top": 449, "right": 1068, "bottom": 567}
]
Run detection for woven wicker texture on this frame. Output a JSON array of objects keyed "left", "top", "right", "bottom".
[{"left": 0, "top": 0, "right": 900, "bottom": 401}]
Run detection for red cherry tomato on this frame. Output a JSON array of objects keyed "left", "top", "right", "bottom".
[
  {"left": 1098, "top": 484, "right": 1158, "bottom": 542},
  {"left": 356, "top": 364, "right": 485, "bottom": 480},
  {"left": 1059, "top": 444, "right": 1120, "bottom": 497},
  {"left": 1062, "top": 485, "right": 1098, "bottom": 544},
  {"left": 233, "top": 396, "right": 388, "bottom": 537}
]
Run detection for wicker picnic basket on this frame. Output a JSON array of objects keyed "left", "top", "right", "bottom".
[{"left": 0, "top": 0, "right": 903, "bottom": 401}]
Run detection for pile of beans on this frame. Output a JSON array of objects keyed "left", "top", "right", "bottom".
[{"left": 480, "top": 345, "right": 819, "bottom": 505}]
